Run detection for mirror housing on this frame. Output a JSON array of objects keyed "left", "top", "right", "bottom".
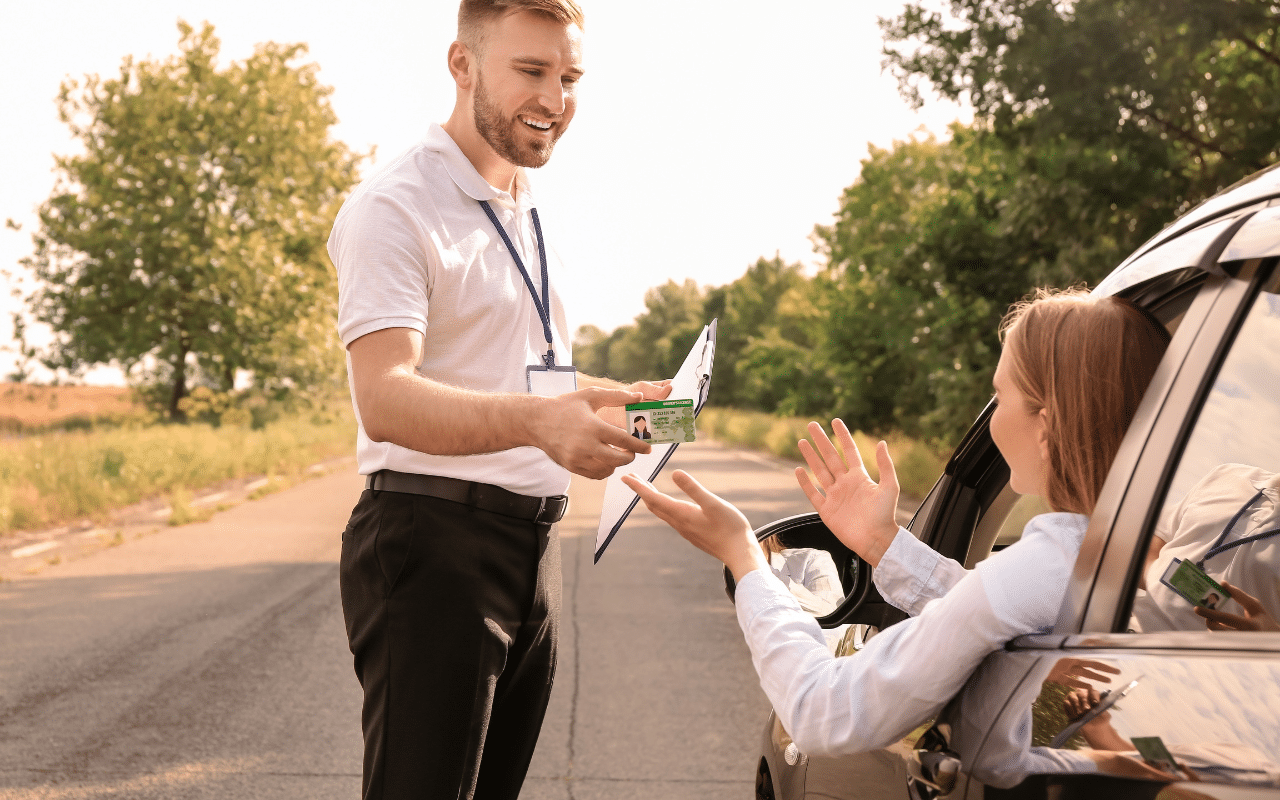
[{"left": 723, "top": 512, "right": 874, "bottom": 628}]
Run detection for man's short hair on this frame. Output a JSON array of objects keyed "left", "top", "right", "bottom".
[{"left": 458, "top": 0, "right": 586, "bottom": 55}]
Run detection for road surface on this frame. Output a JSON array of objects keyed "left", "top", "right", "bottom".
[{"left": 0, "top": 441, "right": 821, "bottom": 799}]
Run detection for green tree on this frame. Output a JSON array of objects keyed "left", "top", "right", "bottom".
[
  {"left": 18, "top": 21, "right": 364, "bottom": 418},
  {"left": 882, "top": 0, "right": 1280, "bottom": 221},
  {"left": 711, "top": 256, "right": 813, "bottom": 409},
  {"left": 805, "top": 130, "right": 1011, "bottom": 442},
  {"left": 584, "top": 279, "right": 707, "bottom": 384}
]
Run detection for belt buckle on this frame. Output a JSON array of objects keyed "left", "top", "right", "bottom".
[{"left": 535, "top": 496, "right": 547, "bottom": 522}]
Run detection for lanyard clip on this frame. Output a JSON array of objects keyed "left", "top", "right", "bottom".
[{"left": 544, "top": 349, "right": 556, "bottom": 368}]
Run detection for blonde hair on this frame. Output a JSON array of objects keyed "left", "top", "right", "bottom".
[
  {"left": 458, "top": 0, "right": 585, "bottom": 55},
  {"left": 1000, "top": 288, "right": 1171, "bottom": 515}
]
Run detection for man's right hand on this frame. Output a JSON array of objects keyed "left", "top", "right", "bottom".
[{"left": 535, "top": 387, "right": 650, "bottom": 479}]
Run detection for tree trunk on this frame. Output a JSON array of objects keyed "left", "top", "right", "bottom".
[{"left": 168, "top": 348, "right": 189, "bottom": 421}]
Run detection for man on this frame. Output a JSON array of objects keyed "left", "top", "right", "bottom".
[{"left": 327, "top": 2, "right": 670, "bottom": 797}]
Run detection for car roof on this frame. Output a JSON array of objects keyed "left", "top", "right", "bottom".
[{"left": 1095, "top": 162, "right": 1280, "bottom": 297}]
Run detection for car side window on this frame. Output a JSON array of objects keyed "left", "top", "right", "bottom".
[
  {"left": 964, "top": 489, "right": 1051, "bottom": 568},
  {"left": 1128, "top": 271, "right": 1280, "bottom": 634}
]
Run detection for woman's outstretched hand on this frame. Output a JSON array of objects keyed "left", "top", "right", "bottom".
[
  {"left": 794, "top": 419, "right": 900, "bottom": 568},
  {"left": 622, "top": 470, "right": 769, "bottom": 581}
]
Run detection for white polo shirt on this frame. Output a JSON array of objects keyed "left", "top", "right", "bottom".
[
  {"left": 329, "top": 124, "right": 574, "bottom": 497},
  {"left": 1132, "top": 463, "right": 1280, "bottom": 632}
]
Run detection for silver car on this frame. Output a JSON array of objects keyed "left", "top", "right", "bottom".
[{"left": 744, "top": 163, "right": 1280, "bottom": 800}]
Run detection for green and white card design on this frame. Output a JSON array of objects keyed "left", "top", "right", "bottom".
[
  {"left": 625, "top": 399, "right": 696, "bottom": 444},
  {"left": 1160, "top": 557, "right": 1227, "bottom": 609}
]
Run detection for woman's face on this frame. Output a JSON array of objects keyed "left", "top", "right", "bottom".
[{"left": 990, "top": 348, "right": 1050, "bottom": 498}]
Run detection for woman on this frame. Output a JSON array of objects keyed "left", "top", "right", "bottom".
[{"left": 623, "top": 289, "right": 1172, "bottom": 784}]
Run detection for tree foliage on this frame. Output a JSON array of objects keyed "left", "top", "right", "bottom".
[
  {"left": 883, "top": 0, "right": 1280, "bottom": 219},
  {"left": 585, "top": 0, "right": 1280, "bottom": 447},
  {"left": 19, "top": 21, "right": 364, "bottom": 418}
]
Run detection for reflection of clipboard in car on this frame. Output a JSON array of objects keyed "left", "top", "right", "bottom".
[
  {"left": 593, "top": 320, "right": 716, "bottom": 563},
  {"left": 1049, "top": 676, "right": 1142, "bottom": 748}
]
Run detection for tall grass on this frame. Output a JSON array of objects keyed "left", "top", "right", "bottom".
[
  {"left": 0, "top": 409, "right": 355, "bottom": 536},
  {"left": 696, "top": 407, "right": 946, "bottom": 500}
]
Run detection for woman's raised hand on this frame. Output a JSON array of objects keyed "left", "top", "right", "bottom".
[
  {"left": 794, "top": 419, "right": 900, "bottom": 568},
  {"left": 622, "top": 470, "right": 769, "bottom": 581}
]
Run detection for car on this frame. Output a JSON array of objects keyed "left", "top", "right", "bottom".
[{"left": 739, "top": 162, "right": 1280, "bottom": 800}]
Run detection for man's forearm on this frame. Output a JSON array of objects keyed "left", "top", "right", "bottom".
[
  {"left": 577, "top": 372, "right": 626, "bottom": 390},
  {"left": 359, "top": 366, "right": 544, "bottom": 456}
]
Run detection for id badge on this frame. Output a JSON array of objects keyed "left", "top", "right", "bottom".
[
  {"left": 527, "top": 364, "right": 577, "bottom": 397},
  {"left": 1160, "top": 557, "right": 1228, "bottom": 609}
]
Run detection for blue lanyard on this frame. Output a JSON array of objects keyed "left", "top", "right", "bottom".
[
  {"left": 478, "top": 200, "right": 556, "bottom": 367},
  {"left": 1196, "top": 488, "right": 1280, "bottom": 569}
]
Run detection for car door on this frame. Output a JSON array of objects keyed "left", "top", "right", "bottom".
[{"left": 940, "top": 250, "right": 1280, "bottom": 799}]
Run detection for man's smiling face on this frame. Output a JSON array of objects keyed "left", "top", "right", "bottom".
[{"left": 472, "top": 9, "right": 583, "bottom": 169}]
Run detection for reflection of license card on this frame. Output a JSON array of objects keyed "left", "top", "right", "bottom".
[
  {"left": 1131, "top": 736, "right": 1185, "bottom": 777},
  {"left": 1160, "top": 558, "right": 1227, "bottom": 609},
  {"left": 625, "top": 399, "right": 695, "bottom": 444}
]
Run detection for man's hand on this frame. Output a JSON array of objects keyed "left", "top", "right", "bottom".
[
  {"left": 535, "top": 387, "right": 650, "bottom": 480},
  {"left": 1196, "top": 581, "right": 1280, "bottom": 632},
  {"left": 622, "top": 470, "right": 768, "bottom": 581},
  {"left": 794, "top": 419, "right": 900, "bottom": 568},
  {"left": 595, "top": 378, "right": 673, "bottom": 429},
  {"left": 1063, "top": 687, "right": 1105, "bottom": 724}
]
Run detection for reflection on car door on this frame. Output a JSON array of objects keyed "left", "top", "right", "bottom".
[{"left": 955, "top": 260, "right": 1280, "bottom": 798}]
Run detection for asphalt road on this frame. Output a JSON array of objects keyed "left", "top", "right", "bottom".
[{"left": 0, "top": 440, "right": 819, "bottom": 799}]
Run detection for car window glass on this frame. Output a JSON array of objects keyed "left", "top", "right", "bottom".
[
  {"left": 964, "top": 489, "right": 1051, "bottom": 568},
  {"left": 1129, "top": 269, "right": 1280, "bottom": 634}
]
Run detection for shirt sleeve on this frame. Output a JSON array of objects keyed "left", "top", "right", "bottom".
[
  {"left": 873, "top": 527, "right": 970, "bottom": 616},
  {"left": 734, "top": 513, "right": 1087, "bottom": 762},
  {"left": 331, "top": 190, "right": 434, "bottom": 346},
  {"left": 734, "top": 562, "right": 1024, "bottom": 757}
]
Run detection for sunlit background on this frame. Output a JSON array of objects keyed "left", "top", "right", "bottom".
[{"left": 0, "top": 0, "right": 969, "bottom": 384}]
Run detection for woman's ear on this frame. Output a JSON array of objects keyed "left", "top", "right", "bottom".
[{"left": 1037, "top": 408, "right": 1051, "bottom": 461}]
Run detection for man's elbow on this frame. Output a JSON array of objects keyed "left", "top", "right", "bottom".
[
  {"left": 353, "top": 385, "right": 394, "bottom": 443},
  {"left": 363, "top": 419, "right": 392, "bottom": 443}
]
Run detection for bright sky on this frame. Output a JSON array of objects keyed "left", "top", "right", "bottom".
[{"left": 0, "top": 0, "right": 969, "bottom": 385}]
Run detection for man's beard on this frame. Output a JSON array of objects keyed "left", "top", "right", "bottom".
[{"left": 473, "top": 73, "right": 561, "bottom": 169}]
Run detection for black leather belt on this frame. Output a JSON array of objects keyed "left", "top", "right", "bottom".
[{"left": 365, "top": 470, "right": 568, "bottom": 525}]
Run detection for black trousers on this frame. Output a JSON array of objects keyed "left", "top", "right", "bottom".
[{"left": 340, "top": 488, "right": 561, "bottom": 800}]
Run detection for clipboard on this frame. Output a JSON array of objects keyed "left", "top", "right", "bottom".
[
  {"left": 593, "top": 319, "right": 717, "bottom": 563},
  {"left": 1049, "top": 676, "right": 1142, "bottom": 748}
]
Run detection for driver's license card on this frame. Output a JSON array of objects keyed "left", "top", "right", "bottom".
[
  {"left": 1131, "top": 736, "right": 1185, "bottom": 778},
  {"left": 1160, "top": 558, "right": 1228, "bottom": 609},
  {"left": 625, "top": 399, "right": 695, "bottom": 444}
]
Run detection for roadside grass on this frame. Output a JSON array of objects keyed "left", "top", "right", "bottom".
[
  {"left": 0, "top": 408, "right": 355, "bottom": 537},
  {"left": 0, "top": 383, "right": 147, "bottom": 434},
  {"left": 697, "top": 407, "right": 947, "bottom": 501}
]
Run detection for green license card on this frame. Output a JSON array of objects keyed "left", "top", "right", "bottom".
[
  {"left": 1160, "top": 558, "right": 1228, "bottom": 609},
  {"left": 1131, "top": 736, "right": 1184, "bottom": 777},
  {"left": 625, "top": 399, "right": 695, "bottom": 444}
]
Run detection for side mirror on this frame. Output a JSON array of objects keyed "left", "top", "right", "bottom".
[{"left": 723, "top": 512, "right": 874, "bottom": 628}]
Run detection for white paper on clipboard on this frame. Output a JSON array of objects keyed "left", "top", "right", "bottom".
[{"left": 594, "top": 319, "right": 717, "bottom": 563}]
